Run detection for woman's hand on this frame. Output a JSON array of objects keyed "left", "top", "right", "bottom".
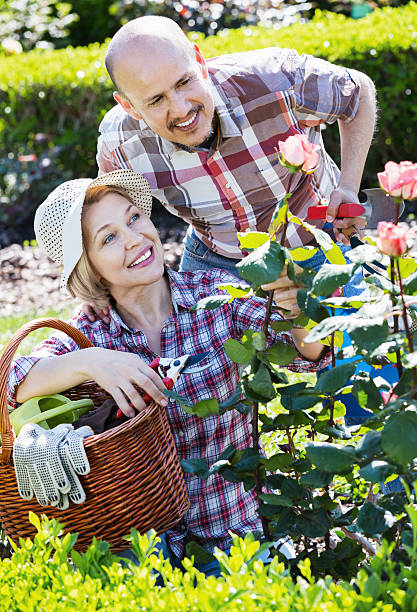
[
  {"left": 82, "top": 303, "right": 111, "bottom": 325},
  {"left": 79, "top": 348, "right": 168, "bottom": 417},
  {"left": 261, "top": 263, "right": 303, "bottom": 319}
]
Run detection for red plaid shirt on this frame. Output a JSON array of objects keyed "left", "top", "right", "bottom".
[
  {"left": 8, "top": 269, "right": 330, "bottom": 556},
  {"left": 97, "top": 47, "right": 360, "bottom": 253}
]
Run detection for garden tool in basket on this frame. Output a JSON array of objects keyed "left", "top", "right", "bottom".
[
  {"left": 308, "top": 187, "right": 405, "bottom": 276},
  {"left": 10, "top": 393, "right": 93, "bottom": 435},
  {"left": 116, "top": 352, "right": 211, "bottom": 418}
]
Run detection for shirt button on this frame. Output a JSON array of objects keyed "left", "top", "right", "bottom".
[
  {"left": 225, "top": 182, "right": 232, "bottom": 189},
  {"left": 178, "top": 431, "right": 185, "bottom": 438}
]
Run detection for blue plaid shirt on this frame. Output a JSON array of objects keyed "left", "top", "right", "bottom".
[{"left": 8, "top": 268, "right": 329, "bottom": 556}]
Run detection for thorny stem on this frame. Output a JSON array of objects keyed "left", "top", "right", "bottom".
[
  {"left": 396, "top": 258, "right": 417, "bottom": 393},
  {"left": 328, "top": 332, "right": 336, "bottom": 428},
  {"left": 390, "top": 257, "right": 404, "bottom": 377},
  {"left": 286, "top": 426, "right": 297, "bottom": 460}
]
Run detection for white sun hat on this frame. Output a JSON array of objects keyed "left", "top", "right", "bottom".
[{"left": 34, "top": 170, "right": 153, "bottom": 291}]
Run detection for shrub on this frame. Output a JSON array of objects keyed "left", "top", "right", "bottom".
[
  {"left": 0, "top": 3, "right": 416, "bottom": 240},
  {"left": 1, "top": 510, "right": 417, "bottom": 611}
]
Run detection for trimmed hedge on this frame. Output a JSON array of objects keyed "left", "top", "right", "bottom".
[{"left": 0, "top": 3, "right": 416, "bottom": 234}]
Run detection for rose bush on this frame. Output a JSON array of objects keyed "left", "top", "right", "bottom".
[{"left": 179, "top": 141, "right": 417, "bottom": 578}]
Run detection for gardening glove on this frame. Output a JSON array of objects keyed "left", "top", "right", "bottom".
[
  {"left": 54, "top": 425, "right": 92, "bottom": 510},
  {"left": 13, "top": 423, "right": 73, "bottom": 506}
]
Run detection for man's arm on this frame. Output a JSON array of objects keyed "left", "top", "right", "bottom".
[{"left": 327, "top": 69, "right": 377, "bottom": 242}]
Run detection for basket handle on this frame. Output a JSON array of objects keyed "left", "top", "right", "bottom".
[{"left": 0, "top": 317, "right": 94, "bottom": 463}]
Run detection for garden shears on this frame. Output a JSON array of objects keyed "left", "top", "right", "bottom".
[
  {"left": 116, "top": 352, "right": 210, "bottom": 417},
  {"left": 307, "top": 188, "right": 405, "bottom": 275}
]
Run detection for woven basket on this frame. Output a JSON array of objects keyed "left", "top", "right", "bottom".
[{"left": 0, "top": 318, "right": 190, "bottom": 552}]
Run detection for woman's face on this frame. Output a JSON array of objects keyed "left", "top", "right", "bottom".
[{"left": 83, "top": 192, "right": 164, "bottom": 295}]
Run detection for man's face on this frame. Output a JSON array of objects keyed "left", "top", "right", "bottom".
[{"left": 115, "top": 42, "right": 215, "bottom": 148}]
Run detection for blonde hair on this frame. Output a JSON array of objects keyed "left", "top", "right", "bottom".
[{"left": 67, "top": 185, "right": 135, "bottom": 310}]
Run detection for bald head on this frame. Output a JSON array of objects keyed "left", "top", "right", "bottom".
[{"left": 105, "top": 16, "right": 194, "bottom": 96}]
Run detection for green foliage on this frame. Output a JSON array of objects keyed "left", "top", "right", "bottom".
[
  {"left": 1, "top": 3, "right": 417, "bottom": 239},
  {"left": 4, "top": 512, "right": 417, "bottom": 610}
]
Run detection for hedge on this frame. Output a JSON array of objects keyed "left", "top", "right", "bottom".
[
  {"left": 0, "top": 512, "right": 415, "bottom": 611},
  {"left": 0, "top": 3, "right": 416, "bottom": 235}
]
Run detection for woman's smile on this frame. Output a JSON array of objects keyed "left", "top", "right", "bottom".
[{"left": 127, "top": 246, "right": 154, "bottom": 269}]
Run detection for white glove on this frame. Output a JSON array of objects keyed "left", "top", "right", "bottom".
[
  {"left": 55, "top": 426, "right": 92, "bottom": 510},
  {"left": 13, "top": 423, "right": 92, "bottom": 509}
]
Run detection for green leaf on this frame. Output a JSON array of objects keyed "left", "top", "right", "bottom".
[
  {"left": 356, "top": 502, "right": 396, "bottom": 536},
  {"left": 352, "top": 373, "right": 383, "bottom": 413},
  {"left": 181, "top": 458, "right": 209, "bottom": 478},
  {"left": 402, "top": 270, "right": 417, "bottom": 294},
  {"left": 381, "top": 410, "right": 417, "bottom": 465},
  {"left": 315, "top": 423, "right": 352, "bottom": 440},
  {"left": 297, "top": 508, "right": 331, "bottom": 538},
  {"left": 259, "top": 493, "right": 293, "bottom": 507},
  {"left": 190, "top": 295, "right": 231, "bottom": 311},
  {"left": 398, "top": 256, "right": 417, "bottom": 280},
  {"left": 238, "top": 230, "right": 270, "bottom": 250},
  {"left": 185, "top": 541, "right": 216, "bottom": 564},
  {"left": 181, "top": 398, "right": 219, "bottom": 418},
  {"left": 218, "top": 283, "right": 251, "bottom": 298},
  {"left": 297, "top": 289, "right": 330, "bottom": 323},
  {"left": 299, "top": 469, "right": 334, "bottom": 488},
  {"left": 268, "top": 197, "right": 288, "bottom": 237},
  {"left": 224, "top": 338, "right": 254, "bottom": 364},
  {"left": 350, "top": 320, "right": 389, "bottom": 354},
  {"left": 359, "top": 460, "right": 396, "bottom": 483},
  {"left": 236, "top": 240, "right": 286, "bottom": 287},
  {"left": 250, "top": 363, "right": 275, "bottom": 399},
  {"left": 314, "top": 363, "right": 356, "bottom": 395},
  {"left": 266, "top": 340, "right": 298, "bottom": 366},
  {"left": 290, "top": 246, "right": 319, "bottom": 261},
  {"left": 270, "top": 319, "right": 294, "bottom": 333},
  {"left": 403, "top": 352, "right": 417, "bottom": 370},
  {"left": 364, "top": 274, "right": 399, "bottom": 294},
  {"left": 262, "top": 452, "right": 293, "bottom": 471},
  {"left": 312, "top": 264, "right": 356, "bottom": 296},
  {"left": 355, "top": 431, "right": 382, "bottom": 462},
  {"left": 348, "top": 243, "right": 385, "bottom": 266},
  {"left": 306, "top": 442, "right": 355, "bottom": 473}
]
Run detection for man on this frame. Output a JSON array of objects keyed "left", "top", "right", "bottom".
[{"left": 97, "top": 15, "right": 376, "bottom": 274}]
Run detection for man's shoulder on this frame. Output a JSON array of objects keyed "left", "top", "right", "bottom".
[
  {"left": 98, "top": 105, "right": 144, "bottom": 148},
  {"left": 208, "top": 47, "right": 302, "bottom": 93}
]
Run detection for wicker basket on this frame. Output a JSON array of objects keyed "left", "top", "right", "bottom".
[{"left": 0, "top": 318, "right": 190, "bottom": 551}]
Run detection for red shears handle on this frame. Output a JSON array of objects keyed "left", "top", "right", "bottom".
[
  {"left": 307, "top": 202, "right": 365, "bottom": 220},
  {"left": 116, "top": 357, "right": 173, "bottom": 418}
]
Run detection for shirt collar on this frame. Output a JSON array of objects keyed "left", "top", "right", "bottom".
[{"left": 104, "top": 268, "right": 191, "bottom": 337}]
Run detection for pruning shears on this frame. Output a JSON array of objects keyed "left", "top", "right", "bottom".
[
  {"left": 116, "top": 352, "right": 210, "bottom": 418},
  {"left": 307, "top": 188, "right": 405, "bottom": 276}
]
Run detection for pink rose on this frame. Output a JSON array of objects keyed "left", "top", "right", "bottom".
[
  {"left": 377, "top": 221, "right": 414, "bottom": 257},
  {"left": 278, "top": 134, "right": 320, "bottom": 174},
  {"left": 377, "top": 160, "right": 417, "bottom": 200}
]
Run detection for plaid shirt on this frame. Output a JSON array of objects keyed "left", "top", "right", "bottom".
[
  {"left": 8, "top": 269, "right": 330, "bottom": 557},
  {"left": 97, "top": 47, "right": 360, "bottom": 254}
]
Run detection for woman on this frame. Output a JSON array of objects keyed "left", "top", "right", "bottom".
[{"left": 8, "top": 170, "right": 329, "bottom": 574}]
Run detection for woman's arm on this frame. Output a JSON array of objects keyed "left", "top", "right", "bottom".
[{"left": 15, "top": 347, "right": 168, "bottom": 417}]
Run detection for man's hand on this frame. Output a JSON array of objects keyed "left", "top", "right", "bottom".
[
  {"left": 82, "top": 303, "right": 111, "bottom": 325},
  {"left": 261, "top": 264, "right": 303, "bottom": 319},
  {"left": 326, "top": 186, "right": 367, "bottom": 244}
]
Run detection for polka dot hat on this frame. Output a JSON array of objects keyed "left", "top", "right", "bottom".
[{"left": 34, "top": 170, "right": 153, "bottom": 291}]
